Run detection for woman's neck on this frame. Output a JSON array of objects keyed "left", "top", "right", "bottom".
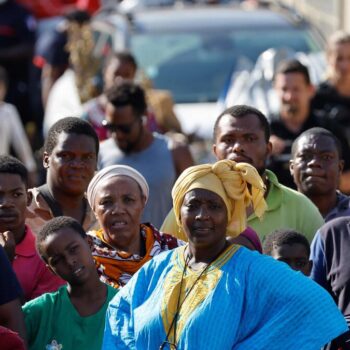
[
  {"left": 186, "top": 239, "right": 230, "bottom": 265},
  {"left": 104, "top": 229, "right": 143, "bottom": 256}
]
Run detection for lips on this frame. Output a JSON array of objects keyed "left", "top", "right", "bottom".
[
  {"left": 73, "top": 266, "right": 85, "bottom": 276},
  {"left": 0, "top": 212, "right": 17, "bottom": 222},
  {"left": 110, "top": 220, "right": 128, "bottom": 229},
  {"left": 228, "top": 155, "right": 252, "bottom": 164}
]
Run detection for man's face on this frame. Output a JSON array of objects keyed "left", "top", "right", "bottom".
[
  {"left": 0, "top": 173, "right": 30, "bottom": 238},
  {"left": 213, "top": 114, "right": 272, "bottom": 174},
  {"left": 44, "top": 132, "right": 97, "bottom": 196},
  {"left": 290, "top": 135, "right": 343, "bottom": 196},
  {"left": 105, "top": 104, "right": 143, "bottom": 153},
  {"left": 274, "top": 72, "right": 314, "bottom": 123},
  {"left": 103, "top": 59, "right": 136, "bottom": 89},
  {"left": 328, "top": 42, "right": 350, "bottom": 81}
]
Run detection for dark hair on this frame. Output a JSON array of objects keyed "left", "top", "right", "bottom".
[
  {"left": 0, "top": 155, "right": 28, "bottom": 187},
  {"left": 64, "top": 9, "right": 91, "bottom": 24},
  {"left": 291, "top": 127, "right": 343, "bottom": 159},
  {"left": 213, "top": 105, "right": 270, "bottom": 142},
  {"left": 275, "top": 59, "right": 311, "bottom": 85},
  {"left": 105, "top": 81, "right": 147, "bottom": 119},
  {"left": 0, "top": 66, "right": 8, "bottom": 87},
  {"left": 44, "top": 117, "right": 99, "bottom": 155},
  {"left": 263, "top": 228, "right": 310, "bottom": 257},
  {"left": 36, "top": 216, "right": 87, "bottom": 261},
  {"left": 105, "top": 51, "right": 138, "bottom": 71}
]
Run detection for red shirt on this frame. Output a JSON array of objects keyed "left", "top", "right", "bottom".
[{"left": 13, "top": 226, "right": 65, "bottom": 301}]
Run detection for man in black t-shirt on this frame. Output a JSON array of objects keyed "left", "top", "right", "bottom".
[{"left": 269, "top": 59, "right": 350, "bottom": 190}]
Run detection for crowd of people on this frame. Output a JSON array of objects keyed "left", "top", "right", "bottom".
[{"left": 1, "top": 1, "right": 350, "bottom": 349}]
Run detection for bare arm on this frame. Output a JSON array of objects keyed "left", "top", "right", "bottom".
[
  {"left": 0, "top": 298, "right": 27, "bottom": 346},
  {"left": 41, "top": 64, "right": 66, "bottom": 107},
  {"left": 170, "top": 133, "right": 194, "bottom": 178}
]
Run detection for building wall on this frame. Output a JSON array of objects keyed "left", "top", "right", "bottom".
[{"left": 277, "top": 0, "right": 347, "bottom": 37}]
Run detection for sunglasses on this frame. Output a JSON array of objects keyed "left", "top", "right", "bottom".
[{"left": 102, "top": 119, "right": 138, "bottom": 134}]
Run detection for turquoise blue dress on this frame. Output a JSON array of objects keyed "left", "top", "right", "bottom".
[{"left": 102, "top": 245, "right": 348, "bottom": 350}]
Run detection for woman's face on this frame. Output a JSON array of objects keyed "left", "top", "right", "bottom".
[
  {"left": 328, "top": 42, "right": 350, "bottom": 81},
  {"left": 94, "top": 176, "right": 146, "bottom": 249},
  {"left": 180, "top": 188, "right": 228, "bottom": 249}
]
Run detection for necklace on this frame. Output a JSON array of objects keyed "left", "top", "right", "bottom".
[{"left": 159, "top": 243, "right": 229, "bottom": 349}]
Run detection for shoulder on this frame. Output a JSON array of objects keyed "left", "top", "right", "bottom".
[
  {"left": 318, "top": 216, "right": 350, "bottom": 240},
  {"left": 146, "top": 223, "right": 184, "bottom": 249},
  {"left": 23, "top": 287, "right": 64, "bottom": 314}
]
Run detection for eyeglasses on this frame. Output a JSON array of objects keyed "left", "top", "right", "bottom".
[{"left": 102, "top": 119, "right": 138, "bottom": 134}]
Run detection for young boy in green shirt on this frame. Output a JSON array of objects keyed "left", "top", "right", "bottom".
[{"left": 22, "top": 216, "right": 117, "bottom": 350}]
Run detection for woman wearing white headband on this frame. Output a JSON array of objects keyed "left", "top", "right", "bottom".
[{"left": 87, "top": 164, "right": 183, "bottom": 289}]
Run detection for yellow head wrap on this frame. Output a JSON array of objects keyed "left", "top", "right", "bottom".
[{"left": 172, "top": 159, "right": 267, "bottom": 237}]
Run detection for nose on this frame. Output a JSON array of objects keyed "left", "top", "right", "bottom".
[
  {"left": 232, "top": 140, "right": 244, "bottom": 153},
  {"left": 195, "top": 206, "right": 210, "bottom": 220},
  {"left": 69, "top": 158, "right": 86, "bottom": 168},
  {"left": 0, "top": 196, "right": 13, "bottom": 208},
  {"left": 111, "top": 201, "right": 126, "bottom": 215},
  {"left": 307, "top": 156, "right": 322, "bottom": 168},
  {"left": 66, "top": 255, "right": 77, "bottom": 269}
]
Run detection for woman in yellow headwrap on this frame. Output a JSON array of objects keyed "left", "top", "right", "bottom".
[{"left": 102, "top": 160, "right": 347, "bottom": 350}]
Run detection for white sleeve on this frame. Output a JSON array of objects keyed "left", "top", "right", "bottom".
[{"left": 8, "top": 105, "right": 37, "bottom": 171}]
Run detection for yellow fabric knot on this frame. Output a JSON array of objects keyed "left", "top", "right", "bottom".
[{"left": 172, "top": 159, "right": 267, "bottom": 237}]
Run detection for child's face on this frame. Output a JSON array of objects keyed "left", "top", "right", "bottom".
[
  {"left": 271, "top": 243, "right": 312, "bottom": 276},
  {"left": 42, "top": 228, "right": 96, "bottom": 286}
]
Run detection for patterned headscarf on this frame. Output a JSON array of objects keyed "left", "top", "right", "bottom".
[
  {"left": 172, "top": 159, "right": 267, "bottom": 237},
  {"left": 87, "top": 165, "right": 149, "bottom": 210}
]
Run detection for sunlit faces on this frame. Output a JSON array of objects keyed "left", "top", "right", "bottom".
[
  {"left": 93, "top": 176, "right": 146, "bottom": 251},
  {"left": 213, "top": 114, "right": 272, "bottom": 175},
  {"left": 43, "top": 132, "right": 97, "bottom": 196},
  {"left": 328, "top": 42, "right": 350, "bottom": 82},
  {"left": 0, "top": 173, "right": 31, "bottom": 238},
  {"left": 274, "top": 72, "right": 315, "bottom": 123},
  {"left": 180, "top": 189, "right": 228, "bottom": 249},
  {"left": 290, "top": 135, "right": 343, "bottom": 196},
  {"left": 271, "top": 242, "right": 312, "bottom": 276},
  {"left": 42, "top": 228, "right": 96, "bottom": 286},
  {"left": 105, "top": 104, "right": 143, "bottom": 153}
]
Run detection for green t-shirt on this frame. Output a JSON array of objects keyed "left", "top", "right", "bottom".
[{"left": 23, "top": 284, "right": 117, "bottom": 350}]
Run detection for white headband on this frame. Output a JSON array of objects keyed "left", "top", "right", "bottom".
[{"left": 87, "top": 165, "right": 149, "bottom": 210}]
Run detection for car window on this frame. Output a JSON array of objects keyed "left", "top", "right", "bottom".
[{"left": 131, "top": 28, "right": 321, "bottom": 103}]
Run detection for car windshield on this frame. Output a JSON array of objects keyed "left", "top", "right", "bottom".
[{"left": 131, "top": 28, "right": 321, "bottom": 103}]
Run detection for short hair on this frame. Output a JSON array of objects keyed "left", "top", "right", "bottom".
[
  {"left": 44, "top": 117, "right": 99, "bottom": 155},
  {"left": 213, "top": 105, "right": 270, "bottom": 142},
  {"left": 36, "top": 216, "right": 86, "bottom": 261},
  {"left": 275, "top": 59, "right": 311, "bottom": 85},
  {"left": 105, "top": 51, "right": 138, "bottom": 71},
  {"left": 291, "top": 127, "right": 343, "bottom": 159},
  {"left": 64, "top": 9, "right": 91, "bottom": 24},
  {"left": 0, "top": 66, "right": 8, "bottom": 87},
  {"left": 0, "top": 155, "right": 28, "bottom": 187},
  {"left": 105, "top": 81, "right": 147, "bottom": 119},
  {"left": 263, "top": 228, "right": 310, "bottom": 257},
  {"left": 327, "top": 30, "right": 350, "bottom": 53}
]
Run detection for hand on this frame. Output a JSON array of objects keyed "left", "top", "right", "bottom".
[
  {"left": 269, "top": 135, "right": 286, "bottom": 155},
  {"left": 0, "top": 231, "right": 16, "bottom": 262}
]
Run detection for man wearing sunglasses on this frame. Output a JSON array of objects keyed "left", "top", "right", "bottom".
[{"left": 98, "top": 81, "right": 194, "bottom": 228}]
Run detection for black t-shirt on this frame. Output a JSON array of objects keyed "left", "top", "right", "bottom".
[
  {"left": 0, "top": 246, "right": 22, "bottom": 305},
  {"left": 269, "top": 112, "right": 350, "bottom": 189}
]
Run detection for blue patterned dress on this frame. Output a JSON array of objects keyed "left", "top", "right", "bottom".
[{"left": 102, "top": 245, "right": 348, "bottom": 350}]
